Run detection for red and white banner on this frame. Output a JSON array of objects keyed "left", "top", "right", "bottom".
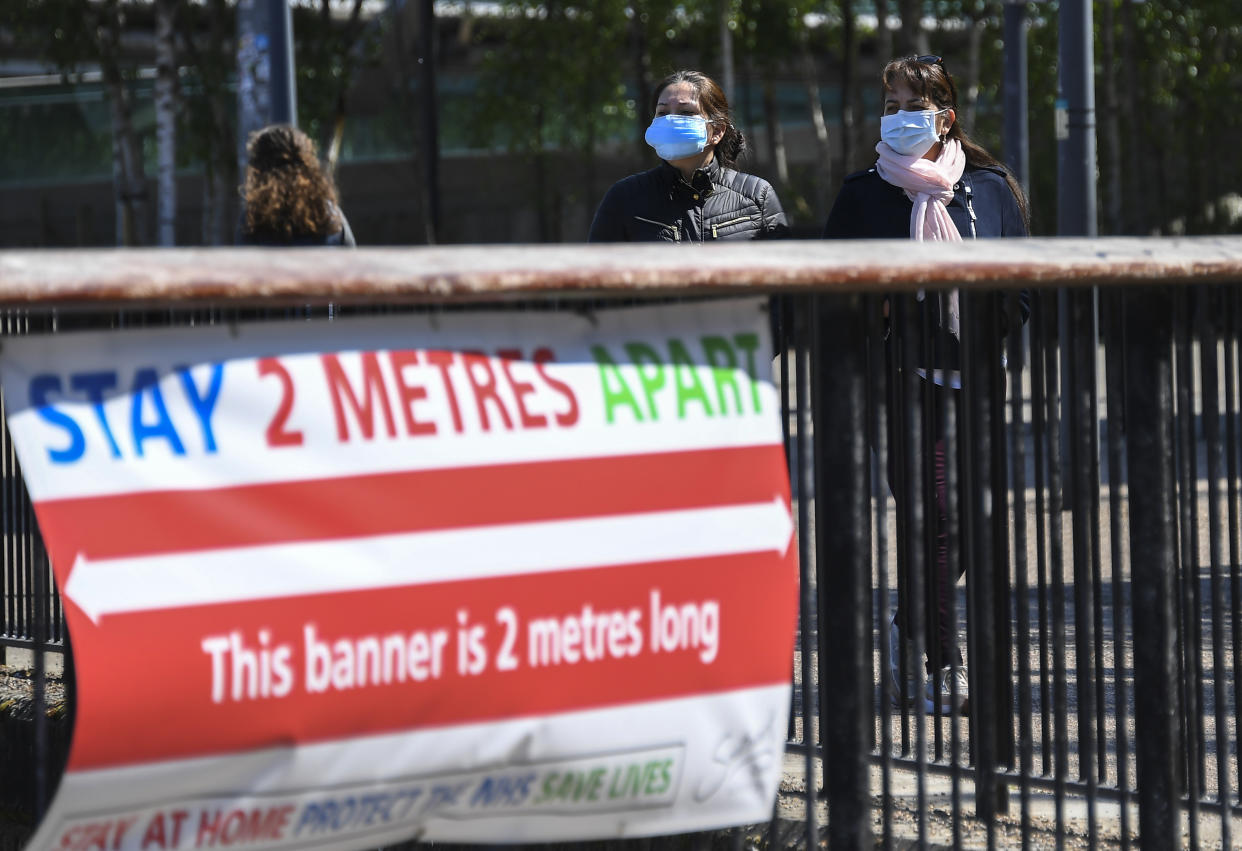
[{"left": 1, "top": 298, "right": 797, "bottom": 849}]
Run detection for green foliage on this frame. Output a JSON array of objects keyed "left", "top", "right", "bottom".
[{"left": 468, "top": 2, "right": 636, "bottom": 155}]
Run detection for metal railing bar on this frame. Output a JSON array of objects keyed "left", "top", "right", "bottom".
[
  {"left": 1197, "top": 285, "right": 1233, "bottom": 849},
  {"left": 1041, "top": 287, "right": 1071, "bottom": 849},
  {"left": 945, "top": 306, "right": 964, "bottom": 851},
  {"left": 1102, "top": 287, "right": 1133, "bottom": 851},
  {"left": 1227, "top": 286, "right": 1242, "bottom": 808},
  {"left": 1173, "top": 288, "right": 1204, "bottom": 851},
  {"left": 1067, "top": 287, "right": 1101, "bottom": 848},
  {"left": 793, "top": 300, "right": 817, "bottom": 849},
  {"left": 1125, "top": 285, "right": 1180, "bottom": 849},
  {"left": 3, "top": 240, "right": 1242, "bottom": 310},
  {"left": 869, "top": 290, "right": 896, "bottom": 851},
  {"left": 897, "top": 292, "right": 932, "bottom": 848},
  {"left": 814, "top": 291, "right": 873, "bottom": 848},
  {"left": 1008, "top": 288, "right": 1035, "bottom": 851}
]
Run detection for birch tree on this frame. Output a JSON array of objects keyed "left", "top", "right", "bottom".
[{"left": 154, "top": 0, "right": 178, "bottom": 246}]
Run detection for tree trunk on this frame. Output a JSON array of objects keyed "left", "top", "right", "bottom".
[
  {"left": 236, "top": 0, "right": 270, "bottom": 173},
  {"left": 718, "top": 0, "right": 735, "bottom": 104},
  {"left": 631, "top": 0, "right": 653, "bottom": 157},
  {"left": 155, "top": 0, "right": 177, "bottom": 246},
  {"left": 876, "top": 0, "right": 892, "bottom": 66},
  {"left": 99, "top": 3, "right": 147, "bottom": 246},
  {"left": 1098, "top": 0, "right": 1123, "bottom": 234},
  {"left": 800, "top": 42, "right": 831, "bottom": 215},
  {"left": 897, "top": 0, "right": 920, "bottom": 56},
  {"left": 762, "top": 74, "right": 788, "bottom": 188},
  {"left": 1120, "top": 0, "right": 1145, "bottom": 233},
  {"left": 839, "top": 0, "right": 859, "bottom": 173},
  {"left": 963, "top": 16, "right": 983, "bottom": 133}
]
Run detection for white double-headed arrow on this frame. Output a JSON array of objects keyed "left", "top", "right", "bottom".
[{"left": 65, "top": 497, "right": 795, "bottom": 625}]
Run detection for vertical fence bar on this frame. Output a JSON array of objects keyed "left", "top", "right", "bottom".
[
  {"left": 32, "top": 459, "right": 48, "bottom": 821},
  {"left": 1068, "top": 287, "right": 1101, "bottom": 844},
  {"left": 1173, "top": 287, "right": 1202, "bottom": 848},
  {"left": 1009, "top": 289, "right": 1035, "bottom": 849},
  {"left": 1042, "top": 289, "right": 1071, "bottom": 846},
  {"left": 1030, "top": 292, "right": 1054, "bottom": 780},
  {"left": 1103, "top": 287, "right": 1133, "bottom": 851},
  {"left": 794, "top": 300, "right": 818, "bottom": 849},
  {"left": 869, "top": 291, "right": 896, "bottom": 851},
  {"left": 1198, "top": 285, "right": 1233, "bottom": 847},
  {"left": 778, "top": 295, "right": 797, "bottom": 745},
  {"left": 1124, "top": 285, "right": 1179, "bottom": 850},
  {"left": 893, "top": 292, "right": 931, "bottom": 844},
  {"left": 1226, "top": 287, "right": 1242, "bottom": 809},
  {"left": 961, "top": 289, "right": 1000, "bottom": 848},
  {"left": 1, "top": 312, "right": 12, "bottom": 643},
  {"left": 944, "top": 304, "right": 964, "bottom": 851},
  {"left": 988, "top": 292, "right": 1015, "bottom": 789},
  {"left": 814, "top": 291, "right": 871, "bottom": 850}
]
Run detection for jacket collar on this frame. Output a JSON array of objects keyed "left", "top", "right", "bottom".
[{"left": 659, "top": 157, "right": 721, "bottom": 199}]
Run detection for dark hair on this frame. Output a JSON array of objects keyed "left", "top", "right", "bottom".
[
  {"left": 241, "top": 125, "right": 340, "bottom": 242},
  {"left": 652, "top": 70, "right": 746, "bottom": 169},
  {"left": 881, "top": 55, "right": 1030, "bottom": 231}
]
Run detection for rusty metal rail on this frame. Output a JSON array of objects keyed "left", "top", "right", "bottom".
[{"left": 0, "top": 238, "right": 1240, "bottom": 306}]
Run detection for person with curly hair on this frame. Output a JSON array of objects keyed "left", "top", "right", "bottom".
[{"left": 236, "top": 124, "right": 356, "bottom": 246}]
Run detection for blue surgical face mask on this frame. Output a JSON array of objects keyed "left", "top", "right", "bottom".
[
  {"left": 880, "top": 108, "right": 947, "bottom": 157},
  {"left": 645, "top": 114, "right": 709, "bottom": 161}
]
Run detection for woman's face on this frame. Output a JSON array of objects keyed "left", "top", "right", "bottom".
[
  {"left": 883, "top": 79, "right": 955, "bottom": 156},
  {"left": 655, "top": 82, "right": 726, "bottom": 149}
]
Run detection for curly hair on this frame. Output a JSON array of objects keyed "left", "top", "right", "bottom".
[{"left": 241, "top": 125, "right": 340, "bottom": 242}]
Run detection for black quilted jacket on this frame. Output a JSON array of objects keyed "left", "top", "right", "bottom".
[{"left": 588, "top": 159, "right": 788, "bottom": 243}]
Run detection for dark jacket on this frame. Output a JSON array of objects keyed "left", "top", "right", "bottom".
[
  {"left": 823, "top": 163, "right": 1028, "bottom": 377},
  {"left": 589, "top": 159, "right": 788, "bottom": 243},
  {"left": 822, "top": 164, "right": 1026, "bottom": 241}
]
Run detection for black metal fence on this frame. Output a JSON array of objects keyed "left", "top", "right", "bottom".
[{"left": 4, "top": 240, "right": 1242, "bottom": 850}]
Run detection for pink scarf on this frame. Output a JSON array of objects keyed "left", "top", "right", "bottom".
[
  {"left": 874, "top": 138, "right": 966, "bottom": 242},
  {"left": 874, "top": 139, "right": 966, "bottom": 339}
]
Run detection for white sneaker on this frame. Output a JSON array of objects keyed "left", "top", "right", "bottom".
[
  {"left": 887, "top": 612, "right": 970, "bottom": 715},
  {"left": 928, "top": 665, "right": 969, "bottom": 715}
]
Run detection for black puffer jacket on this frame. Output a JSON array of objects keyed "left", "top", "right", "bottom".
[{"left": 588, "top": 159, "right": 788, "bottom": 242}]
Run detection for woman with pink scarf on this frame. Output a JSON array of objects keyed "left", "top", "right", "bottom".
[{"left": 823, "top": 55, "right": 1029, "bottom": 716}]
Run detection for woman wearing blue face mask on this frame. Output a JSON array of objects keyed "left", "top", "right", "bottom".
[
  {"left": 823, "top": 55, "right": 1028, "bottom": 241},
  {"left": 588, "top": 70, "right": 788, "bottom": 242},
  {"left": 824, "top": 55, "right": 1029, "bottom": 717}
]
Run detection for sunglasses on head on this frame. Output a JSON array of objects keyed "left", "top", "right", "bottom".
[{"left": 916, "top": 54, "right": 943, "bottom": 65}]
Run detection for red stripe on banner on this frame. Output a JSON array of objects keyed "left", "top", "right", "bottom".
[
  {"left": 66, "top": 548, "right": 798, "bottom": 771},
  {"left": 35, "top": 445, "right": 787, "bottom": 566}
]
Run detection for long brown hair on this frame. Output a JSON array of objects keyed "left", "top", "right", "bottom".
[
  {"left": 881, "top": 56, "right": 1030, "bottom": 231},
  {"left": 241, "top": 125, "right": 340, "bottom": 241},
  {"left": 652, "top": 70, "right": 746, "bottom": 169}
]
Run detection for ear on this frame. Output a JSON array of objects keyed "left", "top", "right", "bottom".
[
  {"left": 940, "top": 108, "right": 957, "bottom": 139},
  {"left": 708, "top": 121, "right": 727, "bottom": 147}
]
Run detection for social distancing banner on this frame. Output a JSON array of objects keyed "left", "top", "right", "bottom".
[{"left": 1, "top": 298, "right": 798, "bottom": 850}]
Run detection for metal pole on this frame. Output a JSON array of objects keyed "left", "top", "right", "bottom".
[
  {"left": 268, "top": 0, "right": 297, "bottom": 127},
  {"left": 1002, "top": 0, "right": 1030, "bottom": 194},
  {"left": 1056, "top": 0, "right": 1099, "bottom": 505},
  {"left": 1056, "top": 0, "right": 1097, "bottom": 237},
  {"left": 1124, "top": 287, "right": 1179, "bottom": 850}
]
